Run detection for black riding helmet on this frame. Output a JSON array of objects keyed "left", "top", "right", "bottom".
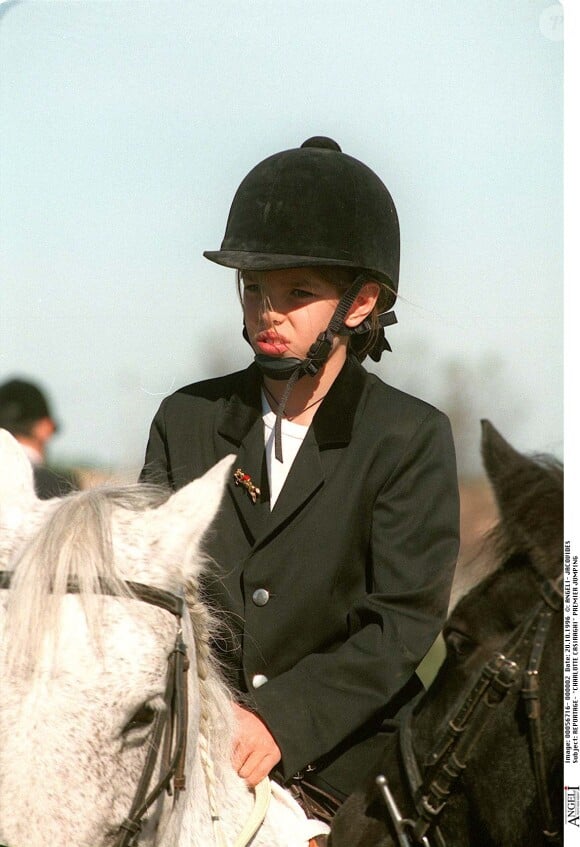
[
  {"left": 204, "top": 137, "right": 400, "bottom": 459},
  {"left": 204, "top": 136, "right": 400, "bottom": 311}
]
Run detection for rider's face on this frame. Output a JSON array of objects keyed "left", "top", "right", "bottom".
[{"left": 242, "top": 268, "right": 342, "bottom": 361}]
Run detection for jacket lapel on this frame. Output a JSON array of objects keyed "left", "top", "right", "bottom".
[
  {"left": 217, "top": 365, "right": 270, "bottom": 543},
  {"left": 254, "top": 429, "right": 324, "bottom": 547},
  {"left": 216, "top": 357, "right": 368, "bottom": 548},
  {"left": 226, "top": 417, "right": 271, "bottom": 542},
  {"left": 253, "top": 356, "right": 368, "bottom": 548}
]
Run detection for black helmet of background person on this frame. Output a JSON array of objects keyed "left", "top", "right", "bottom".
[{"left": 0, "top": 378, "right": 56, "bottom": 436}]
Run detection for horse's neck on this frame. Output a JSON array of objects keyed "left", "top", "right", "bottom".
[
  {"left": 154, "top": 614, "right": 262, "bottom": 847},
  {"left": 160, "top": 745, "right": 256, "bottom": 847},
  {"left": 156, "top": 696, "right": 298, "bottom": 846},
  {"left": 172, "top": 757, "right": 324, "bottom": 847},
  {"left": 157, "top": 613, "right": 325, "bottom": 847}
]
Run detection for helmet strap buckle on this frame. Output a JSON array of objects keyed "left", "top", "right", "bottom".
[{"left": 302, "top": 331, "right": 334, "bottom": 377}]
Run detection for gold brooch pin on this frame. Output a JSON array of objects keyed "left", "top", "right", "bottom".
[{"left": 233, "top": 468, "right": 261, "bottom": 504}]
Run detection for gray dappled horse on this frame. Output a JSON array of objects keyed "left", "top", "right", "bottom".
[{"left": 0, "top": 431, "right": 327, "bottom": 847}]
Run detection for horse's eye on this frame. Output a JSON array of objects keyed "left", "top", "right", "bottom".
[
  {"left": 444, "top": 628, "right": 475, "bottom": 657},
  {"left": 123, "top": 704, "right": 157, "bottom": 734}
]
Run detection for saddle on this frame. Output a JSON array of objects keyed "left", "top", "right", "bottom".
[{"left": 290, "top": 776, "right": 342, "bottom": 846}]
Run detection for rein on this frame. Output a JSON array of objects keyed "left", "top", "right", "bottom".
[{"left": 376, "top": 573, "right": 563, "bottom": 847}]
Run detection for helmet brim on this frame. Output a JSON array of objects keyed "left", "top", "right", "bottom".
[
  {"left": 204, "top": 250, "right": 367, "bottom": 272},
  {"left": 203, "top": 249, "right": 395, "bottom": 294}
]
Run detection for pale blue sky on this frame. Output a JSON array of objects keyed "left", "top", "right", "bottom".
[{"left": 0, "top": 0, "right": 563, "bottom": 475}]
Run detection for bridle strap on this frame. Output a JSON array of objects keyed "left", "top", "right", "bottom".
[
  {"left": 172, "top": 648, "right": 190, "bottom": 793},
  {"left": 522, "top": 602, "right": 560, "bottom": 841},
  {"left": 419, "top": 585, "right": 549, "bottom": 780},
  {"left": 413, "top": 654, "right": 519, "bottom": 844},
  {"left": 116, "top": 632, "right": 189, "bottom": 847},
  {"left": 377, "top": 574, "right": 563, "bottom": 847},
  {"left": 380, "top": 652, "right": 518, "bottom": 847},
  {"left": 0, "top": 572, "right": 184, "bottom": 619},
  {"left": 396, "top": 708, "right": 446, "bottom": 847},
  {"left": 117, "top": 672, "right": 173, "bottom": 847},
  {"left": 69, "top": 576, "right": 184, "bottom": 618},
  {"left": 522, "top": 576, "right": 562, "bottom": 843}
]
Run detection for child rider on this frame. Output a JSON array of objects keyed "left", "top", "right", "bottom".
[{"left": 140, "top": 136, "right": 460, "bottom": 813}]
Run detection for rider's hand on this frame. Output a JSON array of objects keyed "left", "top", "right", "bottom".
[{"left": 232, "top": 702, "right": 281, "bottom": 787}]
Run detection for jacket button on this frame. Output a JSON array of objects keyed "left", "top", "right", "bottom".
[
  {"left": 252, "top": 588, "right": 270, "bottom": 606},
  {"left": 252, "top": 674, "right": 268, "bottom": 689}
]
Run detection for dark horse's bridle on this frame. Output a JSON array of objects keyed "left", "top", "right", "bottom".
[
  {"left": 0, "top": 571, "right": 190, "bottom": 847},
  {"left": 376, "top": 572, "right": 563, "bottom": 847}
]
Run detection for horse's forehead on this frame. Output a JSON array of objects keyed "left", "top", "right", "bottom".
[
  {"left": 2, "top": 595, "right": 177, "bottom": 693},
  {"left": 110, "top": 506, "right": 165, "bottom": 552},
  {"left": 109, "top": 508, "right": 183, "bottom": 586},
  {"left": 61, "top": 598, "right": 176, "bottom": 668},
  {"left": 110, "top": 506, "right": 144, "bottom": 540},
  {"left": 111, "top": 505, "right": 164, "bottom": 546}
]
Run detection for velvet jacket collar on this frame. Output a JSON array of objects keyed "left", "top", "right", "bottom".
[{"left": 217, "top": 353, "right": 367, "bottom": 448}]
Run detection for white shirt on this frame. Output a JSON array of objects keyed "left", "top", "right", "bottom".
[{"left": 262, "top": 392, "right": 309, "bottom": 509}]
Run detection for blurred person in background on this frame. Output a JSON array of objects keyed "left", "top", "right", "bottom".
[{"left": 0, "top": 377, "right": 77, "bottom": 499}]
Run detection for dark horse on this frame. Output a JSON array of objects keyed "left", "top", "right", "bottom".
[{"left": 330, "top": 421, "right": 563, "bottom": 847}]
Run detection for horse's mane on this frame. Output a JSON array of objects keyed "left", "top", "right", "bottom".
[
  {"left": 185, "top": 583, "right": 237, "bottom": 790},
  {"left": 4, "top": 484, "right": 169, "bottom": 675}
]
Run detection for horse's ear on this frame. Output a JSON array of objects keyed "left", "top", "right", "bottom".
[
  {"left": 481, "top": 420, "right": 533, "bottom": 485},
  {"left": 0, "top": 429, "right": 38, "bottom": 520},
  {"left": 481, "top": 419, "right": 563, "bottom": 577},
  {"left": 149, "top": 455, "right": 235, "bottom": 577}
]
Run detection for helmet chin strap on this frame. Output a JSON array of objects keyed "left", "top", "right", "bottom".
[{"left": 252, "top": 274, "right": 384, "bottom": 462}]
